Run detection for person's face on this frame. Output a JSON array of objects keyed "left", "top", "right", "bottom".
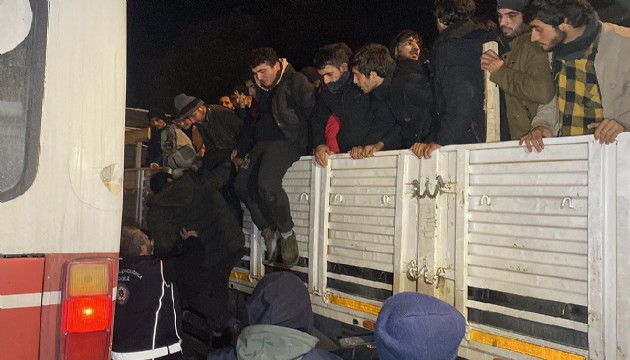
[
  {"left": 186, "top": 105, "right": 206, "bottom": 123},
  {"left": 530, "top": 19, "right": 567, "bottom": 52},
  {"left": 396, "top": 36, "right": 420, "bottom": 60},
  {"left": 252, "top": 61, "right": 281, "bottom": 88},
  {"left": 219, "top": 96, "right": 234, "bottom": 110},
  {"left": 352, "top": 68, "right": 380, "bottom": 94},
  {"left": 176, "top": 117, "right": 193, "bottom": 130},
  {"left": 498, "top": 9, "right": 527, "bottom": 38},
  {"left": 245, "top": 80, "right": 257, "bottom": 98},
  {"left": 317, "top": 64, "right": 347, "bottom": 85},
  {"left": 149, "top": 117, "right": 166, "bottom": 130}
]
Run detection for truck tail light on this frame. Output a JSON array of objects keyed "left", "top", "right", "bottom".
[{"left": 60, "top": 259, "right": 116, "bottom": 360}]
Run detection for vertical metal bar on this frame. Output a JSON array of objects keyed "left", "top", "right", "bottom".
[
  {"left": 134, "top": 142, "right": 143, "bottom": 169},
  {"left": 587, "top": 140, "right": 606, "bottom": 359}
]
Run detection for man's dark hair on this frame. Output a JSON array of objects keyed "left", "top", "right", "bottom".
[
  {"left": 249, "top": 47, "right": 280, "bottom": 69},
  {"left": 349, "top": 44, "right": 396, "bottom": 78},
  {"left": 434, "top": 0, "right": 476, "bottom": 26},
  {"left": 313, "top": 43, "right": 353, "bottom": 69},
  {"left": 120, "top": 226, "right": 149, "bottom": 257},
  {"left": 395, "top": 29, "right": 423, "bottom": 48},
  {"left": 523, "top": 0, "right": 594, "bottom": 28}
]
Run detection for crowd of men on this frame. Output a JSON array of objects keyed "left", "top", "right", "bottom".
[{"left": 118, "top": 0, "right": 630, "bottom": 359}]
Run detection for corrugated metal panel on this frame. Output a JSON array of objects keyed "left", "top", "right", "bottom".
[{"left": 464, "top": 140, "right": 590, "bottom": 352}]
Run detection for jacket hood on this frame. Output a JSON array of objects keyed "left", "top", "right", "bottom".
[
  {"left": 375, "top": 292, "right": 466, "bottom": 360},
  {"left": 256, "top": 58, "right": 290, "bottom": 92},
  {"left": 245, "top": 271, "right": 314, "bottom": 333},
  {"left": 236, "top": 324, "right": 318, "bottom": 360}
]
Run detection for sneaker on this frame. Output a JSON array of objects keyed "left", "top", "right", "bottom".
[
  {"left": 261, "top": 227, "right": 279, "bottom": 263},
  {"left": 279, "top": 231, "right": 299, "bottom": 268}
]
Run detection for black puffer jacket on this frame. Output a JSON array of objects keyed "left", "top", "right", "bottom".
[{"left": 431, "top": 20, "right": 497, "bottom": 145}]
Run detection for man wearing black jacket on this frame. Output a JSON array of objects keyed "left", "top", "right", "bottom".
[
  {"left": 311, "top": 43, "right": 399, "bottom": 167},
  {"left": 234, "top": 48, "right": 316, "bottom": 268},
  {"left": 113, "top": 226, "right": 203, "bottom": 360},
  {"left": 349, "top": 44, "right": 436, "bottom": 158},
  {"left": 415, "top": 0, "right": 498, "bottom": 158}
]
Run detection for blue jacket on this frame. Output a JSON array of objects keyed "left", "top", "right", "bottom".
[{"left": 207, "top": 272, "right": 341, "bottom": 360}]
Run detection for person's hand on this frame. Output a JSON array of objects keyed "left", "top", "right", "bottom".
[
  {"left": 149, "top": 162, "right": 160, "bottom": 169},
  {"left": 410, "top": 142, "right": 428, "bottom": 158},
  {"left": 314, "top": 144, "right": 331, "bottom": 167},
  {"left": 519, "top": 125, "right": 554, "bottom": 152},
  {"left": 197, "top": 144, "right": 206, "bottom": 158},
  {"left": 420, "top": 142, "right": 441, "bottom": 159},
  {"left": 244, "top": 95, "right": 252, "bottom": 108},
  {"left": 179, "top": 228, "right": 198, "bottom": 240},
  {"left": 588, "top": 118, "right": 626, "bottom": 144},
  {"left": 349, "top": 146, "right": 364, "bottom": 159},
  {"left": 233, "top": 157, "right": 244, "bottom": 168},
  {"left": 233, "top": 91, "right": 251, "bottom": 109},
  {"left": 363, "top": 142, "right": 384, "bottom": 157},
  {"left": 480, "top": 50, "right": 504, "bottom": 74}
]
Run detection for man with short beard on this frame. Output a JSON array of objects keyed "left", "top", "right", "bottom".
[
  {"left": 521, "top": 0, "right": 630, "bottom": 150},
  {"left": 311, "top": 43, "right": 398, "bottom": 167},
  {"left": 480, "top": 0, "right": 558, "bottom": 140}
]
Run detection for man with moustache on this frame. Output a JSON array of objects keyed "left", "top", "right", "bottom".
[
  {"left": 480, "top": 0, "right": 558, "bottom": 141},
  {"left": 520, "top": 0, "right": 630, "bottom": 150}
]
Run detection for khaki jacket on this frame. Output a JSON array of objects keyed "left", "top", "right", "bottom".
[
  {"left": 595, "top": 23, "right": 630, "bottom": 129},
  {"left": 490, "top": 31, "right": 556, "bottom": 139}
]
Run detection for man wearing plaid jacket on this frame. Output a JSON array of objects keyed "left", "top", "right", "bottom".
[{"left": 520, "top": 0, "right": 630, "bottom": 152}]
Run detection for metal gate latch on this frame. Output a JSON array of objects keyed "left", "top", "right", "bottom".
[
  {"left": 420, "top": 259, "right": 446, "bottom": 286},
  {"left": 406, "top": 260, "right": 420, "bottom": 281},
  {"left": 412, "top": 176, "right": 446, "bottom": 199}
]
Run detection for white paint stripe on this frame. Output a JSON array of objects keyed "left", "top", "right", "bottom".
[
  {"left": 1, "top": 287, "right": 116, "bottom": 309},
  {"left": 41, "top": 291, "right": 62, "bottom": 306},
  {"left": 0, "top": 292, "right": 42, "bottom": 309}
]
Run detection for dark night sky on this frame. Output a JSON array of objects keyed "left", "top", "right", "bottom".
[
  {"left": 126, "top": 0, "right": 497, "bottom": 111},
  {"left": 126, "top": 0, "right": 628, "bottom": 111}
]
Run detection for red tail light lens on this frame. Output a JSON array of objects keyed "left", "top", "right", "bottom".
[
  {"left": 60, "top": 258, "right": 116, "bottom": 360},
  {"left": 64, "top": 296, "right": 112, "bottom": 332}
]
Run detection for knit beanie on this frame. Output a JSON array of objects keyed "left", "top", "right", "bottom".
[
  {"left": 173, "top": 93, "right": 204, "bottom": 120},
  {"left": 375, "top": 292, "right": 466, "bottom": 360},
  {"left": 497, "top": 0, "right": 526, "bottom": 11},
  {"left": 147, "top": 108, "right": 167, "bottom": 121}
]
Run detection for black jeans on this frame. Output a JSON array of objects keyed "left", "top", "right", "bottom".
[{"left": 234, "top": 140, "right": 302, "bottom": 233}]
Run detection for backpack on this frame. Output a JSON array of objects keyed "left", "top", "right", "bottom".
[{"left": 161, "top": 124, "right": 197, "bottom": 169}]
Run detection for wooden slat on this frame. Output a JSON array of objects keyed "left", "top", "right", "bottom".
[{"left": 483, "top": 41, "right": 501, "bottom": 143}]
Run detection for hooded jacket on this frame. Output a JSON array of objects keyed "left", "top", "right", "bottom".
[
  {"left": 207, "top": 272, "right": 341, "bottom": 360},
  {"left": 375, "top": 292, "right": 466, "bottom": 360},
  {"left": 431, "top": 19, "right": 498, "bottom": 145},
  {"left": 255, "top": 59, "right": 316, "bottom": 151}
]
